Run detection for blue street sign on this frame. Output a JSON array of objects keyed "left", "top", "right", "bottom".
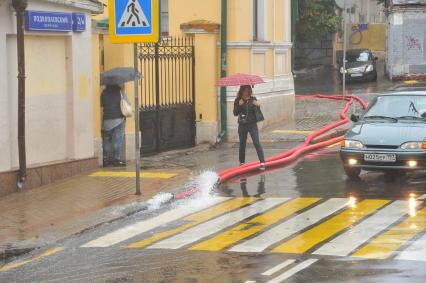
[
  {"left": 109, "top": 0, "right": 159, "bottom": 43},
  {"left": 25, "top": 11, "right": 72, "bottom": 32},
  {"left": 72, "top": 13, "right": 86, "bottom": 32}
]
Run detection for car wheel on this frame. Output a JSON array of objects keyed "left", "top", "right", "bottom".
[{"left": 343, "top": 166, "right": 361, "bottom": 180}]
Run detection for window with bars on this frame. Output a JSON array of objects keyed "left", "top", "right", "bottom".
[
  {"left": 253, "top": 0, "right": 266, "bottom": 41},
  {"left": 160, "top": 0, "right": 169, "bottom": 37}
]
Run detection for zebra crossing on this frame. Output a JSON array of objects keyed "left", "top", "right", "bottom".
[{"left": 81, "top": 196, "right": 426, "bottom": 262}]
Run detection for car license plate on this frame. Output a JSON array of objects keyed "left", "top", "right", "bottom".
[
  {"left": 351, "top": 73, "right": 363, "bottom": 77},
  {"left": 364, "top": 153, "right": 397, "bottom": 163}
]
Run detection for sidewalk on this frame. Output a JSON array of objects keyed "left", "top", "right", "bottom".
[
  {"left": 261, "top": 95, "right": 367, "bottom": 142},
  {"left": 0, "top": 94, "right": 372, "bottom": 263},
  {"left": 0, "top": 165, "right": 191, "bottom": 261}
]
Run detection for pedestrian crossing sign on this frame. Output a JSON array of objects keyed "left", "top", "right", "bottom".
[{"left": 109, "top": 0, "right": 159, "bottom": 43}]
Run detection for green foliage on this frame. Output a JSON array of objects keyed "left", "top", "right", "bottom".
[{"left": 296, "top": 0, "right": 342, "bottom": 42}]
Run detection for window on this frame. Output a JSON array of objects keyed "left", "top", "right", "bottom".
[
  {"left": 160, "top": 0, "right": 169, "bottom": 37},
  {"left": 253, "top": 0, "right": 266, "bottom": 41}
]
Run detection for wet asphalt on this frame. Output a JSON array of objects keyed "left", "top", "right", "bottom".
[
  {"left": 2, "top": 66, "right": 426, "bottom": 283},
  {"left": 1, "top": 146, "right": 426, "bottom": 283}
]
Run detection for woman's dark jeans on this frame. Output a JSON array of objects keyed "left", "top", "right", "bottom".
[{"left": 238, "top": 123, "right": 265, "bottom": 164}]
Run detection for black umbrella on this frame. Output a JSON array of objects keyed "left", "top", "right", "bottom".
[{"left": 100, "top": 67, "right": 141, "bottom": 85}]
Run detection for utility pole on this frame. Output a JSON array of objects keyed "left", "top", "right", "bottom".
[
  {"left": 12, "top": 0, "right": 28, "bottom": 190},
  {"left": 342, "top": 0, "right": 347, "bottom": 97}
]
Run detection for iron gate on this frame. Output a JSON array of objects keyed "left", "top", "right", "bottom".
[{"left": 138, "top": 37, "right": 196, "bottom": 155}]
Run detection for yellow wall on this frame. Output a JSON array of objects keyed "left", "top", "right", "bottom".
[
  {"left": 169, "top": 0, "right": 221, "bottom": 37},
  {"left": 275, "top": 0, "right": 285, "bottom": 42},
  {"left": 228, "top": 0, "right": 251, "bottom": 41},
  {"left": 95, "top": 0, "right": 292, "bottom": 139},
  {"left": 194, "top": 33, "right": 218, "bottom": 122},
  {"left": 227, "top": 48, "right": 251, "bottom": 75},
  {"left": 335, "top": 23, "right": 386, "bottom": 52}
]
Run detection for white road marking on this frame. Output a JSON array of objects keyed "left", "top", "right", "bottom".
[
  {"left": 148, "top": 198, "right": 288, "bottom": 250},
  {"left": 262, "top": 259, "right": 296, "bottom": 276},
  {"left": 81, "top": 197, "right": 229, "bottom": 248},
  {"left": 230, "top": 198, "right": 348, "bottom": 253},
  {"left": 266, "top": 259, "right": 318, "bottom": 283},
  {"left": 396, "top": 233, "right": 426, "bottom": 262},
  {"left": 314, "top": 201, "right": 412, "bottom": 257}
]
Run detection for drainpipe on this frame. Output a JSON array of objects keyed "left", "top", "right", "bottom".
[
  {"left": 12, "top": 0, "right": 28, "bottom": 190},
  {"left": 291, "top": 0, "right": 298, "bottom": 73},
  {"left": 218, "top": 0, "right": 227, "bottom": 142}
]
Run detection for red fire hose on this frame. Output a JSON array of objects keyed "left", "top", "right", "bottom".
[
  {"left": 174, "top": 94, "right": 367, "bottom": 200},
  {"left": 218, "top": 95, "right": 367, "bottom": 183}
]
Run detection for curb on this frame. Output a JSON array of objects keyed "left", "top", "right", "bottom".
[{"left": 0, "top": 184, "right": 203, "bottom": 264}]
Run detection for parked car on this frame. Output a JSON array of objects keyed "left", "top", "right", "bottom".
[
  {"left": 339, "top": 49, "right": 378, "bottom": 83},
  {"left": 340, "top": 92, "right": 426, "bottom": 180}
]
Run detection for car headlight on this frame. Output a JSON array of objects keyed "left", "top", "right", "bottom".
[
  {"left": 341, "top": 140, "right": 364, "bottom": 149},
  {"left": 340, "top": 67, "right": 347, "bottom": 74},
  {"left": 401, "top": 142, "right": 426, "bottom": 150},
  {"left": 365, "top": 65, "right": 374, "bottom": 72}
]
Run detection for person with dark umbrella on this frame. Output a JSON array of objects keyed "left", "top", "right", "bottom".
[
  {"left": 101, "top": 84, "right": 128, "bottom": 167},
  {"left": 100, "top": 67, "right": 138, "bottom": 167}
]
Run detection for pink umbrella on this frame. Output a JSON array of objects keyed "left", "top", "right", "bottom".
[{"left": 217, "top": 73, "right": 265, "bottom": 87}]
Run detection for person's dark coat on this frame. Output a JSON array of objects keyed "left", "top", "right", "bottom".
[
  {"left": 233, "top": 96, "right": 259, "bottom": 124},
  {"left": 101, "top": 85, "right": 124, "bottom": 120}
]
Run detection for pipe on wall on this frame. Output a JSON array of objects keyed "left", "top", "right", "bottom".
[
  {"left": 218, "top": 0, "right": 228, "bottom": 142},
  {"left": 12, "top": 0, "right": 28, "bottom": 190}
]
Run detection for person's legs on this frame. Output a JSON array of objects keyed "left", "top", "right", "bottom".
[
  {"left": 238, "top": 124, "right": 249, "bottom": 164},
  {"left": 112, "top": 120, "right": 126, "bottom": 162},
  {"left": 102, "top": 129, "right": 113, "bottom": 166},
  {"left": 249, "top": 124, "right": 265, "bottom": 164}
]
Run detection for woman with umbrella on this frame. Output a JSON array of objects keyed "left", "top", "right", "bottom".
[
  {"left": 219, "top": 74, "right": 266, "bottom": 170},
  {"left": 100, "top": 68, "right": 137, "bottom": 167}
]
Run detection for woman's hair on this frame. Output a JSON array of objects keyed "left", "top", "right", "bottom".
[{"left": 237, "top": 85, "right": 253, "bottom": 100}]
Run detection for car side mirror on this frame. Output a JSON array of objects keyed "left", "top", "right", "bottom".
[{"left": 350, "top": 114, "right": 360, "bottom": 122}]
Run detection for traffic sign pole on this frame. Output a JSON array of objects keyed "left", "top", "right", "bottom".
[
  {"left": 108, "top": 0, "right": 159, "bottom": 195},
  {"left": 134, "top": 43, "right": 141, "bottom": 195},
  {"left": 342, "top": 0, "right": 347, "bottom": 97}
]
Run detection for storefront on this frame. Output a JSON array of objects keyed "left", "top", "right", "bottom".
[{"left": 0, "top": 0, "right": 102, "bottom": 195}]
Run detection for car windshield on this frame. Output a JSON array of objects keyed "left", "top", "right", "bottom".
[
  {"left": 364, "top": 95, "right": 426, "bottom": 119},
  {"left": 347, "top": 51, "right": 369, "bottom": 62}
]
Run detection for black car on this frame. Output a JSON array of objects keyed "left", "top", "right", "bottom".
[
  {"left": 340, "top": 92, "right": 426, "bottom": 180},
  {"left": 339, "top": 49, "right": 378, "bottom": 82}
]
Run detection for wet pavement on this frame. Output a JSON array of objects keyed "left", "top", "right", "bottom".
[
  {"left": 294, "top": 61, "right": 395, "bottom": 97},
  {"left": 1, "top": 145, "right": 426, "bottom": 283},
  {"left": 2, "top": 64, "right": 425, "bottom": 282}
]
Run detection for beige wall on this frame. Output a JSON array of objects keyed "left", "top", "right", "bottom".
[{"left": 0, "top": 1, "right": 96, "bottom": 172}]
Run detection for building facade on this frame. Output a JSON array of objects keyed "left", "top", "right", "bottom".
[
  {"left": 0, "top": 0, "right": 102, "bottom": 195},
  {"left": 92, "top": 0, "right": 295, "bottom": 156},
  {"left": 386, "top": 0, "right": 426, "bottom": 80}
]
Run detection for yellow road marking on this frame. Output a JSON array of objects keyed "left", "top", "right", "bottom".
[
  {"left": 0, "top": 247, "right": 64, "bottom": 273},
  {"left": 271, "top": 130, "right": 313, "bottom": 135},
  {"left": 127, "top": 197, "right": 258, "bottom": 249},
  {"left": 404, "top": 80, "right": 418, "bottom": 85},
  {"left": 272, "top": 199, "right": 390, "bottom": 254},
  {"left": 352, "top": 206, "right": 426, "bottom": 259},
  {"left": 89, "top": 171, "right": 178, "bottom": 179},
  {"left": 189, "top": 198, "right": 321, "bottom": 251}
]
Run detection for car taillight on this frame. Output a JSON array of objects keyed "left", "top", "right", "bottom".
[{"left": 422, "top": 142, "right": 426, "bottom": 149}]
